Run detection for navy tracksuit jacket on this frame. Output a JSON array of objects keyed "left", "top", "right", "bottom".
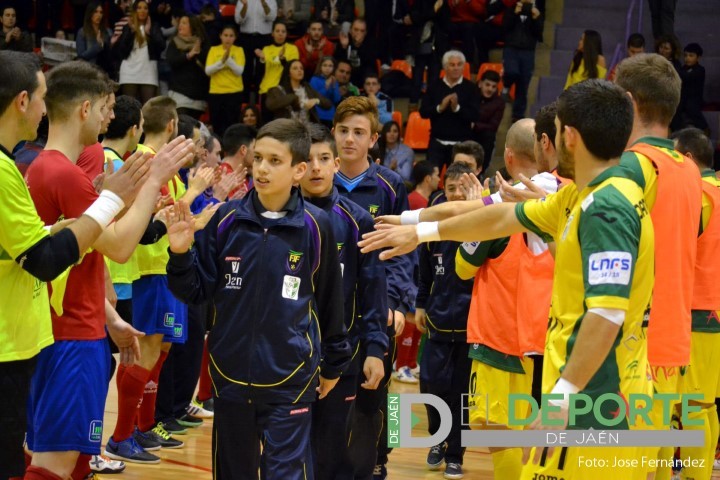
[{"left": 166, "top": 189, "right": 351, "bottom": 405}]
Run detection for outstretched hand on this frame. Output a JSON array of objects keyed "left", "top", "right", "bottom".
[{"left": 358, "top": 224, "right": 419, "bottom": 260}]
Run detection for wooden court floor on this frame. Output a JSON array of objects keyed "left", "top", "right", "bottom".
[{"left": 99, "top": 377, "right": 720, "bottom": 479}]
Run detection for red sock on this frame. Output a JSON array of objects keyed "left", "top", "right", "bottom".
[
  {"left": 197, "top": 339, "right": 212, "bottom": 401},
  {"left": 70, "top": 454, "right": 91, "bottom": 480},
  {"left": 396, "top": 322, "right": 417, "bottom": 369},
  {"left": 138, "top": 350, "right": 168, "bottom": 432},
  {"left": 23, "top": 466, "right": 65, "bottom": 480},
  {"left": 116, "top": 362, "right": 127, "bottom": 389},
  {"left": 113, "top": 364, "right": 151, "bottom": 442},
  {"left": 408, "top": 327, "right": 422, "bottom": 370}
]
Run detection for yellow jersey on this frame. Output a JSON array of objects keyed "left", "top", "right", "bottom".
[{"left": 258, "top": 43, "right": 300, "bottom": 94}]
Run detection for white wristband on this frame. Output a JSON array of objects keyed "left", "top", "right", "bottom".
[
  {"left": 400, "top": 209, "right": 423, "bottom": 225},
  {"left": 549, "top": 378, "right": 580, "bottom": 409},
  {"left": 416, "top": 221, "right": 440, "bottom": 243},
  {"left": 83, "top": 190, "right": 125, "bottom": 228}
]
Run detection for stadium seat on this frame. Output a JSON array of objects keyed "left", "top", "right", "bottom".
[
  {"left": 392, "top": 111, "right": 403, "bottom": 134},
  {"left": 403, "top": 112, "right": 430, "bottom": 150},
  {"left": 219, "top": 4, "right": 235, "bottom": 18},
  {"left": 391, "top": 60, "right": 413, "bottom": 79}
]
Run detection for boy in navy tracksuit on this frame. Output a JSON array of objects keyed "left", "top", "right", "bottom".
[
  {"left": 416, "top": 163, "right": 474, "bottom": 478},
  {"left": 301, "top": 124, "right": 389, "bottom": 480},
  {"left": 332, "top": 96, "right": 416, "bottom": 479},
  {"left": 166, "top": 119, "right": 351, "bottom": 480}
]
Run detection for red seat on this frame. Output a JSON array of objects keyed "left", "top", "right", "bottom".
[
  {"left": 219, "top": 4, "right": 236, "bottom": 18},
  {"left": 403, "top": 112, "right": 430, "bottom": 150},
  {"left": 390, "top": 60, "right": 412, "bottom": 79},
  {"left": 392, "top": 111, "right": 403, "bottom": 135}
]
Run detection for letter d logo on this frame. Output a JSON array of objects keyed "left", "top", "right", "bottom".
[{"left": 388, "top": 393, "right": 452, "bottom": 448}]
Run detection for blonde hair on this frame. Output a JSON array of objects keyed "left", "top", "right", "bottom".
[{"left": 333, "top": 96, "right": 380, "bottom": 135}]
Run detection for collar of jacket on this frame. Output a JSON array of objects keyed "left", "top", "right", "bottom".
[{"left": 234, "top": 187, "right": 307, "bottom": 228}]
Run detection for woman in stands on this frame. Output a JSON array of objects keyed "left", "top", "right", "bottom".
[
  {"left": 564, "top": 29, "right": 606, "bottom": 89},
  {"left": 265, "top": 59, "right": 331, "bottom": 124},
  {"left": 655, "top": 34, "right": 682, "bottom": 72},
  {"left": 205, "top": 24, "right": 245, "bottom": 135},
  {"left": 309, "top": 56, "right": 342, "bottom": 128},
  {"left": 113, "top": 0, "right": 165, "bottom": 104},
  {"left": 76, "top": 2, "right": 111, "bottom": 68},
  {"left": 166, "top": 15, "right": 210, "bottom": 119},
  {"left": 241, "top": 105, "right": 262, "bottom": 128},
  {"left": 378, "top": 120, "right": 414, "bottom": 183},
  {"left": 257, "top": 20, "right": 300, "bottom": 100}
]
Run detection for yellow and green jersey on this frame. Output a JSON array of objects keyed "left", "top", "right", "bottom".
[
  {"left": 103, "top": 148, "right": 140, "bottom": 286},
  {"left": 515, "top": 166, "right": 654, "bottom": 429},
  {"left": 0, "top": 149, "right": 53, "bottom": 361},
  {"left": 207, "top": 44, "right": 245, "bottom": 94}
]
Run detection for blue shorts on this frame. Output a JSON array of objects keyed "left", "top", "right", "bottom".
[
  {"left": 27, "top": 339, "right": 111, "bottom": 454},
  {"left": 133, "top": 275, "right": 188, "bottom": 344}
]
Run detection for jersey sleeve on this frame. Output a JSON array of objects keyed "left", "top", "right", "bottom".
[
  {"left": 53, "top": 163, "right": 100, "bottom": 219},
  {"left": 455, "top": 237, "right": 509, "bottom": 280},
  {"left": 514, "top": 186, "right": 573, "bottom": 243},
  {"left": 578, "top": 186, "right": 642, "bottom": 311},
  {"left": 0, "top": 160, "right": 49, "bottom": 259}
]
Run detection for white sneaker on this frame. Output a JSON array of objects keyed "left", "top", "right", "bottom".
[
  {"left": 714, "top": 457, "right": 720, "bottom": 470},
  {"left": 394, "top": 366, "right": 419, "bottom": 384},
  {"left": 186, "top": 399, "right": 214, "bottom": 418},
  {"left": 89, "top": 454, "right": 126, "bottom": 474},
  {"left": 411, "top": 365, "right": 420, "bottom": 378}
]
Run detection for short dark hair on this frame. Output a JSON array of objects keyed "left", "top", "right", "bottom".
[
  {"left": 627, "top": 33, "right": 645, "bottom": 49},
  {"left": 672, "top": 128, "right": 714, "bottom": 169},
  {"left": 480, "top": 70, "right": 500, "bottom": 83},
  {"left": 452, "top": 141, "right": 484, "bottom": 168},
  {"left": 308, "top": 122, "right": 334, "bottom": 145},
  {"left": 684, "top": 42, "right": 703, "bottom": 56},
  {"left": 141, "top": 96, "right": 177, "bottom": 135},
  {"left": 336, "top": 59, "right": 352, "bottom": 71},
  {"left": 445, "top": 162, "right": 473, "bottom": 181},
  {"left": 308, "top": 19, "right": 323, "bottom": 29},
  {"left": 256, "top": 119, "right": 310, "bottom": 165},
  {"left": 615, "top": 53, "right": 680, "bottom": 126},
  {"left": 412, "top": 161, "right": 435, "bottom": 187},
  {"left": 534, "top": 102, "right": 557, "bottom": 148},
  {"left": 223, "top": 123, "right": 257, "bottom": 156},
  {"left": 557, "top": 79, "right": 633, "bottom": 160},
  {"left": 105, "top": 95, "right": 142, "bottom": 140},
  {"left": 0, "top": 51, "right": 41, "bottom": 116},
  {"left": 364, "top": 72, "right": 380, "bottom": 83},
  {"left": 177, "top": 114, "right": 199, "bottom": 140},
  {"left": 45, "top": 61, "right": 112, "bottom": 122}
]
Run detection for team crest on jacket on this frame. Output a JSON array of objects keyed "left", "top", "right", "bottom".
[
  {"left": 287, "top": 250, "right": 304, "bottom": 273},
  {"left": 368, "top": 204, "right": 380, "bottom": 218}
]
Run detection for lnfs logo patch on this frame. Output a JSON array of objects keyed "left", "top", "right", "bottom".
[{"left": 89, "top": 420, "right": 103, "bottom": 442}]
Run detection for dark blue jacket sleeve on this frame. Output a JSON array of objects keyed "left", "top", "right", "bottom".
[
  {"left": 385, "top": 180, "right": 417, "bottom": 314},
  {"left": 314, "top": 214, "right": 352, "bottom": 379},
  {"left": 357, "top": 213, "right": 390, "bottom": 360},
  {"left": 415, "top": 243, "right": 433, "bottom": 310},
  {"left": 166, "top": 207, "right": 221, "bottom": 305}
]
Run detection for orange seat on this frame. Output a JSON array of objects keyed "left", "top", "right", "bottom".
[
  {"left": 392, "top": 111, "right": 403, "bottom": 134},
  {"left": 477, "top": 62, "right": 515, "bottom": 100},
  {"left": 219, "top": 4, "right": 235, "bottom": 17},
  {"left": 403, "top": 112, "right": 430, "bottom": 150},
  {"left": 440, "top": 62, "right": 471, "bottom": 81},
  {"left": 390, "top": 60, "right": 412, "bottom": 79}
]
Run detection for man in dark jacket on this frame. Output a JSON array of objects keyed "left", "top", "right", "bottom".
[
  {"left": 420, "top": 49, "right": 481, "bottom": 170},
  {"left": 501, "top": 0, "right": 543, "bottom": 121},
  {"left": 472, "top": 69, "right": 505, "bottom": 172},
  {"left": 334, "top": 18, "right": 377, "bottom": 88}
]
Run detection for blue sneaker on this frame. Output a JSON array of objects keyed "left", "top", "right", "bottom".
[{"left": 104, "top": 436, "right": 161, "bottom": 464}]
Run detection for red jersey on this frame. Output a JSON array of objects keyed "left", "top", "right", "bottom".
[
  {"left": 76, "top": 142, "right": 105, "bottom": 180},
  {"left": 25, "top": 150, "right": 106, "bottom": 341},
  {"left": 219, "top": 161, "right": 251, "bottom": 199},
  {"left": 408, "top": 190, "right": 429, "bottom": 210}
]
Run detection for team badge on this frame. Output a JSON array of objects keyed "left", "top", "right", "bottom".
[{"left": 287, "top": 250, "right": 304, "bottom": 273}]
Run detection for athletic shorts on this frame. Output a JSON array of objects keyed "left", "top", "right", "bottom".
[
  {"left": 680, "top": 331, "right": 720, "bottom": 404},
  {"left": 27, "top": 339, "right": 111, "bottom": 454},
  {"left": 468, "top": 357, "right": 533, "bottom": 430},
  {"left": 132, "top": 275, "right": 188, "bottom": 344},
  {"left": 520, "top": 446, "right": 645, "bottom": 480}
]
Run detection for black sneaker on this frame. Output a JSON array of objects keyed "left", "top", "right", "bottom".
[
  {"left": 176, "top": 413, "right": 203, "bottom": 428},
  {"left": 444, "top": 462, "right": 463, "bottom": 479},
  {"left": 147, "top": 423, "right": 184, "bottom": 449},
  {"left": 372, "top": 464, "right": 387, "bottom": 480},
  {"left": 132, "top": 428, "right": 161, "bottom": 451},
  {"left": 159, "top": 417, "right": 188, "bottom": 434},
  {"left": 427, "top": 442, "right": 447, "bottom": 470}
]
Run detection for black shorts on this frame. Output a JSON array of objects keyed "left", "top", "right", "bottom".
[{"left": 0, "top": 356, "right": 37, "bottom": 477}]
